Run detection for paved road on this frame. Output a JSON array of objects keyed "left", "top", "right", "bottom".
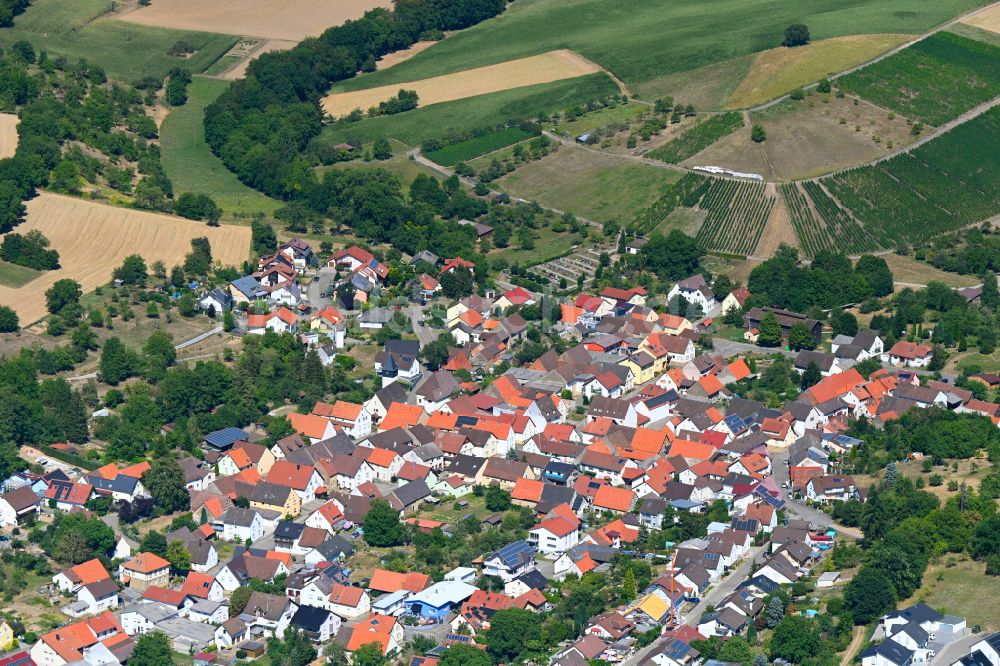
[
  {"left": 308, "top": 267, "right": 337, "bottom": 309},
  {"left": 175, "top": 325, "right": 223, "bottom": 350},
  {"left": 406, "top": 304, "right": 437, "bottom": 347},
  {"left": 769, "top": 448, "right": 862, "bottom": 539},
  {"left": 627, "top": 545, "right": 768, "bottom": 666}
]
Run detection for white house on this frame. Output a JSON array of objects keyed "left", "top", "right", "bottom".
[
  {"left": 667, "top": 275, "right": 716, "bottom": 312},
  {"left": 528, "top": 517, "right": 580, "bottom": 555},
  {"left": 219, "top": 507, "right": 266, "bottom": 542}
]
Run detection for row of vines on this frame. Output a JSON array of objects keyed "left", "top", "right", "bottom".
[
  {"left": 691, "top": 179, "right": 774, "bottom": 256},
  {"left": 646, "top": 112, "right": 744, "bottom": 164}
]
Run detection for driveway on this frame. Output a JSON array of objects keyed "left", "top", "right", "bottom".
[
  {"left": 307, "top": 267, "right": 338, "bottom": 309},
  {"left": 406, "top": 304, "right": 437, "bottom": 347},
  {"left": 927, "top": 633, "right": 982, "bottom": 666},
  {"left": 769, "top": 448, "right": 862, "bottom": 539}
]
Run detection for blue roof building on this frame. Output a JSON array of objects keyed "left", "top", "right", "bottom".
[
  {"left": 203, "top": 427, "right": 250, "bottom": 451},
  {"left": 404, "top": 581, "right": 477, "bottom": 622}
]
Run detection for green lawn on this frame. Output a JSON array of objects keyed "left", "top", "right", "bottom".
[
  {"left": 908, "top": 557, "right": 1000, "bottom": 630},
  {"left": 160, "top": 77, "right": 282, "bottom": 219},
  {"left": 323, "top": 139, "right": 445, "bottom": 196},
  {"left": 490, "top": 226, "right": 581, "bottom": 267},
  {"left": 0, "top": 0, "right": 238, "bottom": 81},
  {"left": 0, "top": 260, "right": 42, "bottom": 287},
  {"left": 322, "top": 73, "right": 618, "bottom": 146},
  {"left": 329, "top": 0, "right": 983, "bottom": 93},
  {"left": 424, "top": 127, "right": 536, "bottom": 166},
  {"left": 496, "top": 145, "right": 683, "bottom": 223},
  {"left": 554, "top": 101, "right": 647, "bottom": 136}
]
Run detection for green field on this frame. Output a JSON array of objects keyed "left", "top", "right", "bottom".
[
  {"left": 496, "top": 145, "right": 683, "bottom": 223},
  {"left": 490, "top": 226, "right": 579, "bottom": 268},
  {"left": 323, "top": 139, "right": 448, "bottom": 196},
  {"left": 0, "top": 260, "right": 41, "bottom": 288},
  {"left": 322, "top": 74, "right": 618, "bottom": 146},
  {"left": 0, "top": 0, "right": 238, "bottom": 81},
  {"left": 329, "top": 0, "right": 984, "bottom": 95},
  {"left": 554, "top": 102, "right": 647, "bottom": 135},
  {"left": 424, "top": 127, "right": 536, "bottom": 166},
  {"left": 821, "top": 105, "right": 1000, "bottom": 248},
  {"left": 160, "top": 77, "right": 282, "bottom": 219},
  {"left": 836, "top": 31, "right": 1000, "bottom": 126},
  {"left": 647, "top": 112, "right": 744, "bottom": 164},
  {"left": 781, "top": 182, "right": 880, "bottom": 257}
]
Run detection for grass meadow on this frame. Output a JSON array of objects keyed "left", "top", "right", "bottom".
[
  {"left": 0, "top": 260, "right": 41, "bottom": 288},
  {"left": 0, "top": 0, "right": 237, "bottom": 81},
  {"left": 424, "top": 127, "right": 536, "bottom": 166},
  {"left": 328, "top": 0, "right": 984, "bottom": 94},
  {"left": 160, "top": 77, "right": 282, "bottom": 219},
  {"left": 321, "top": 73, "right": 618, "bottom": 146}
]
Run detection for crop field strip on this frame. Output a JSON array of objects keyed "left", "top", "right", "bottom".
[
  {"left": 423, "top": 127, "right": 536, "bottom": 166},
  {"left": 646, "top": 113, "right": 744, "bottom": 164},
  {"left": 630, "top": 173, "right": 709, "bottom": 235},
  {"left": 780, "top": 183, "right": 835, "bottom": 257},
  {"left": 800, "top": 182, "right": 880, "bottom": 254},
  {"left": 689, "top": 179, "right": 774, "bottom": 256},
  {"left": 836, "top": 31, "right": 1000, "bottom": 126},
  {"left": 820, "top": 105, "right": 1000, "bottom": 247}
]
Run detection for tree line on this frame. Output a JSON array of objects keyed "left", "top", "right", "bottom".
[{"left": 203, "top": 0, "right": 508, "bottom": 200}]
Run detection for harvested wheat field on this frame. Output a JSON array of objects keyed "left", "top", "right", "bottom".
[
  {"left": 120, "top": 0, "right": 392, "bottom": 41},
  {"left": 726, "top": 34, "right": 910, "bottom": 108},
  {"left": 0, "top": 113, "right": 18, "bottom": 159},
  {"left": 963, "top": 3, "right": 1000, "bottom": 34},
  {"left": 376, "top": 41, "right": 438, "bottom": 71},
  {"left": 0, "top": 193, "right": 251, "bottom": 324},
  {"left": 322, "top": 50, "right": 601, "bottom": 117}
]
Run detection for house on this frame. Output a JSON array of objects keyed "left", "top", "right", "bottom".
[
  {"left": 289, "top": 605, "right": 341, "bottom": 643},
  {"left": 805, "top": 475, "right": 858, "bottom": 503},
  {"left": 744, "top": 307, "right": 822, "bottom": 345},
  {"left": 313, "top": 400, "right": 372, "bottom": 438},
  {"left": 218, "top": 507, "right": 267, "bottom": 542},
  {"left": 592, "top": 485, "right": 636, "bottom": 515},
  {"left": 483, "top": 540, "right": 536, "bottom": 582},
  {"left": 246, "top": 307, "right": 299, "bottom": 335},
  {"left": 242, "top": 591, "right": 296, "bottom": 638},
  {"left": 347, "top": 615, "right": 404, "bottom": 656},
  {"left": 721, "top": 286, "right": 751, "bottom": 315},
  {"left": 794, "top": 350, "right": 845, "bottom": 377},
  {"left": 884, "top": 341, "right": 933, "bottom": 368},
  {"left": 118, "top": 553, "right": 170, "bottom": 591},
  {"left": 0, "top": 485, "right": 40, "bottom": 526},
  {"left": 30, "top": 613, "right": 129, "bottom": 666},
  {"left": 363, "top": 382, "right": 408, "bottom": 421},
  {"left": 266, "top": 461, "right": 323, "bottom": 503},
  {"left": 214, "top": 618, "right": 247, "bottom": 649},
  {"left": 951, "top": 632, "right": 1000, "bottom": 666},
  {"left": 668, "top": 275, "right": 716, "bottom": 312},
  {"left": 529, "top": 514, "right": 581, "bottom": 555},
  {"left": 328, "top": 584, "right": 371, "bottom": 620},
  {"left": 370, "top": 569, "right": 431, "bottom": 595},
  {"left": 65, "top": 578, "right": 119, "bottom": 618},
  {"left": 861, "top": 639, "right": 915, "bottom": 666},
  {"left": 199, "top": 288, "right": 233, "bottom": 314},
  {"left": 405, "top": 581, "right": 477, "bottom": 622},
  {"left": 375, "top": 339, "right": 422, "bottom": 387}
]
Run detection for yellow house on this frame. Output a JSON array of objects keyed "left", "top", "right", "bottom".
[
  {"left": 250, "top": 482, "right": 301, "bottom": 518},
  {"left": 620, "top": 352, "right": 657, "bottom": 385},
  {"left": 445, "top": 302, "right": 469, "bottom": 328},
  {"left": 630, "top": 593, "right": 670, "bottom": 624},
  {"left": 659, "top": 314, "right": 693, "bottom": 336},
  {"left": 0, "top": 620, "right": 14, "bottom": 650}
]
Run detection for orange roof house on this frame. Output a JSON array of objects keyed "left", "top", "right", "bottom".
[
  {"left": 266, "top": 461, "right": 317, "bottom": 491},
  {"left": 180, "top": 572, "right": 218, "bottom": 600},
  {"left": 59, "top": 558, "right": 112, "bottom": 587},
  {"left": 369, "top": 569, "right": 430, "bottom": 594},
  {"left": 379, "top": 403, "right": 424, "bottom": 431},
  {"left": 511, "top": 478, "right": 545, "bottom": 504},
  {"left": 592, "top": 485, "right": 636, "bottom": 513},
  {"left": 287, "top": 412, "right": 335, "bottom": 441},
  {"left": 806, "top": 368, "right": 865, "bottom": 404},
  {"left": 347, "top": 614, "right": 400, "bottom": 654},
  {"left": 668, "top": 439, "right": 715, "bottom": 462},
  {"left": 121, "top": 552, "right": 170, "bottom": 575},
  {"left": 35, "top": 613, "right": 126, "bottom": 664}
]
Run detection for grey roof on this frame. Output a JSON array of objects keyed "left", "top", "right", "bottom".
[
  {"left": 488, "top": 540, "right": 534, "bottom": 569},
  {"left": 388, "top": 478, "right": 432, "bottom": 510},
  {"left": 861, "top": 639, "right": 914, "bottom": 666},
  {"left": 314, "top": 535, "right": 354, "bottom": 560},
  {"left": 204, "top": 427, "right": 250, "bottom": 449},
  {"left": 221, "top": 506, "right": 261, "bottom": 527},
  {"left": 886, "top": 603, "right": 943, "bottom": 625},
  {"left": 291, "top": 604, "right": 334, "bottom": 632}
]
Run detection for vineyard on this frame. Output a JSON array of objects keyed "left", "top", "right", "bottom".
[
  {"left": 630, "top": 172, "right": 709, "bottom": 234},
  {"left": 820, "top": 105, "right": 1000, "bottom": 246},
  {"left": 646, "top": 112, "right": 744, "bottom": 164},
  {"left": 836, "top": 31, "right": 1000, "bottom": 126},
  {"left": 779, "top": 182, "right": 882, "bottom": 256},
  {"left": 690, "top": 179, "right": 774, "bottom": 256}
]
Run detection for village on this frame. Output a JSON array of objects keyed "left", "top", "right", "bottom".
[{"left": 1, "top": 237, "right": 999, "bottom": 666}]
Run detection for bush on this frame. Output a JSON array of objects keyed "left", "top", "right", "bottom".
[
  {"left": 1, "top": 229, "right": 59, "bottom": 270},
  {"left": 751, "top": 124, "right": 766, "bottom": 143},
  {"left": 782, "top": 24, "right": 811, "bottom": 47}
]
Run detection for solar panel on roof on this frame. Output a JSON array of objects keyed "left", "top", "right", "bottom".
[
  {"left": 455, "top": 415, "right": 479, "bottom": 427},
  {"left": 495, "top": 540, "right": 534, "bottom": 567}
]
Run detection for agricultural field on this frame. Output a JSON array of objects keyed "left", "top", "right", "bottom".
[
  {"left": 0, "top": 193, "right": 251, "bottom": 325},
  {"left": 634, "top": 56, "right": 755, "bottom": 110},
  {"left": 120, "top": 0, "right": 392, "bottom": 41},
  {"left": 687, "top": 93, "right": 918, "bottom": 181},
  {"left": 0, "top": 113, "right": 17, "bottom": 159},
  {"left": 689, "top": 179, "right": 776, "bottom": 256},
  {"left": 821, "top": 105, "right": 1000, "bottom": 248},
  {"left": 962, "top": 2, "right": 1000, "bottom": 35},
  {"left": 160, "top": 77, "right": 282, "bottom": 219},
  {"left": 328, "top": 0, "right": 982, "bottom": 96},
  {"left": 646, "top": 112, "right": 744, "bottom": 164},
  {"left": 725, "top": 34, "right": 909, "bottom": 109},
  {"left": 553, "top": 101, "right": 646, "bottom": 137},
  {"left": 836, "top": 31, "right": 1000, "bottom": 126},
  {"left": 424, "top": 127, "right": 536, "bottom": 166},
  {"left": 630, "top": 173, "right": 709, "bottom": 235},
  {"left": 907, "top": 556, "right": 1000, "bottom": 630},
  {"left": 321, "top": 73, "right": 618, "bottom": 147},
  {"left": 496, "top": 145, "right": 683, "bottom": 223},
  {"left": 321, "top": 50, "right": 601, "bottom": 118},
  {"left": 0, "top": 0, "right": 238, "bottom": 81}
]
